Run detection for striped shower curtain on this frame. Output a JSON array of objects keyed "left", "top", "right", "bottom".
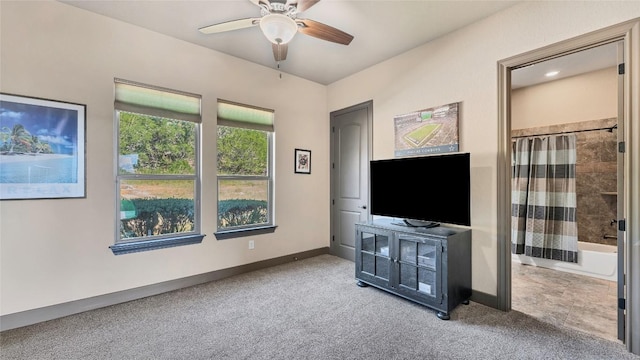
[{"left": 511, "top": 134, "right": 578, "bottom": 263}]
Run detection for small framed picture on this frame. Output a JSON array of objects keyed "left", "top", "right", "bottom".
[{"left": 294, "top": 148, "right": 311, "bottom": 174}]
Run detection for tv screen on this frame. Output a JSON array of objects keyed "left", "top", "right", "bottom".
[{"left": 370, "top": 153, "right": 470, "bottom": 226}]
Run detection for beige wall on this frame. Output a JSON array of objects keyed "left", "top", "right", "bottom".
[
  {"left": 512, "top": 67, "right": 618, "bottom": 129},
  {"left": 0, "top": 1, "right": 329, "bottom": 315},
  {"left": 328, "top": 1, "right": 640, "bottom": 296},
  {"left": 2, "top": 0, "right": 640, "bottom": 316}
]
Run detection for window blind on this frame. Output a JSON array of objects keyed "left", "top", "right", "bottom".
[
  {"left": 114, "top": 78, "right": 201, "bottom": 123},
  {"left": 217, "top": 99, "right": 274, "bottom": 132}
]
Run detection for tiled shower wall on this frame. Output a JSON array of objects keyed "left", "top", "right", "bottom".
[{"left": 512, "top": 118, "right": 618, "bottom": 246}]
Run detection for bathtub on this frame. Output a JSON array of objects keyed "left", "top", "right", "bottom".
[{"left": 512, "top": 241, "right": 618, "bottom": 282}]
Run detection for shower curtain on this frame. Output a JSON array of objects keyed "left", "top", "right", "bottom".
[{"left": 511, "top": 134, "right": 578, "bottom": 263}]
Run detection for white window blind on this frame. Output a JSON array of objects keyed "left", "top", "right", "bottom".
[
  {"left": 217, "top": 99, "right": 274, "bottom": 132},
  {"left": 115, "top": 78, "right": 201, "bottom": 123}
]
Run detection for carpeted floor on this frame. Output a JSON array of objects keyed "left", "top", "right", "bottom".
[{"left": 0, "top": 254, "right": 636, "bottom": 359}]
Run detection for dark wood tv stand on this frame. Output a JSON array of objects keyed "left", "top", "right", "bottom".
[{"left": 355, "top": 218, "right": 472, "bottom": 320}]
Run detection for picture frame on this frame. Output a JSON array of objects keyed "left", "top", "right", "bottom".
[
  {"left": 294, "top": 148, "right": 311, "bottom": 174},
  {"left": 0, "top": 93, "right": 86, "bottom": 200},
  {"left": 393, "top": 102, "right": 460, "bottom": 157}
]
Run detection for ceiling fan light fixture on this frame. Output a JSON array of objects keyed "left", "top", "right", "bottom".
[{"left": 260, "top": 13, "right": 298, "bottom": 44}]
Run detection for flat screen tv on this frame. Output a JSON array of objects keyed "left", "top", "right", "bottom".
[{"left": 370, "top": 152, "right": 470, "bottom": 227}]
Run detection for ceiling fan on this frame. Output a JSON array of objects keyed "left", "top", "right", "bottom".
[{"left": 198, "top": 0, "right": 354, "bottom": 62}]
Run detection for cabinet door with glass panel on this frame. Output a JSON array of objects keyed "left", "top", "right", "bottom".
[
  {"left": 395, "top": 234, "right": 442, "bottom": 307},
  {"left": 355, "top": 227, "right": 392, "bottom": 289}
]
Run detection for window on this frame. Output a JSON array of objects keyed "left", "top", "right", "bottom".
[
  {"left": 111, "top": 79, "right": 204, "bottom": 254},
  {"left": 215, "top": 99, "right": 275, "bottom": 239}
]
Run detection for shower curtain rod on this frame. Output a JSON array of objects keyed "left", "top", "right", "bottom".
[{"left": 511, "top": 124, "right": 617, "bottom": 139}]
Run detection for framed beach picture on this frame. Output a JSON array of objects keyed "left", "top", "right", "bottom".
[
  {"left": 0, "top": 93, "right": 86, "bottom": 200},
  {"left": 294, "top": 148, "right": 311, "bottom": 174}
]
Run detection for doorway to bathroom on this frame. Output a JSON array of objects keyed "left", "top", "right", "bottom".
[{"left": 509, "top": 42, "right": 622, "bottom": 342}]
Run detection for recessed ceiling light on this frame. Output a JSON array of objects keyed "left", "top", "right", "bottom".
[{"left": 545, "top": 71, "right": 559, "bottom": 77}]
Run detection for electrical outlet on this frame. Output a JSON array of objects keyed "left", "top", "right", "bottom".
[{"left": 248, "top": 240, "right": 255, "bottom": 250}]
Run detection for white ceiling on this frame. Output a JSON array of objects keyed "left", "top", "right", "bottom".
[
  {"left": 59, "top": 0, "right": 520, "bottom": 85},
  {"left": 511, "top": 42, "right": 619, "bottom": 89},
  {"left": 58, "top": 0, "right": 618, "bottom": 87}
]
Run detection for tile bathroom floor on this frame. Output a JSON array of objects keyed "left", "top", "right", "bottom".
[{"left": 511, "top": 262, "right": 620, "bottom": 343}]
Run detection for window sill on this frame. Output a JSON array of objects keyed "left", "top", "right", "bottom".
[
  {"left": 214, "top": 225, "right": 277, "bottom": 240},
  {"left": 110, "top": 234, "right": 205, "bottom": 255}
]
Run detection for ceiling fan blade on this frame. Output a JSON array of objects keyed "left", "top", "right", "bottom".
[
  {"left": 249, "top": 0, "right": 271, "bottom": 7},
  {"left": 286, "top": 0, "right": 320, "bottom": 12},
  {"left": 273, "top": 43, "right": 288, "bottom": 62},
  {"left": 198, "top": 18, "right": 260, "bottom": 35},
  {"left": 296, "top": 19, "right": 354, "bottom": 45}
]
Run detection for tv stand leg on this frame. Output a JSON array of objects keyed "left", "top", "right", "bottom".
[
  {"left": 356, "top": 280, "right": 368, "bottom": 288},
  {"left": 462, "top": 299, "right": 470, "bottom": 305},
  {"left": 437, "top": 311, "right": 450, "bottom": 320}
]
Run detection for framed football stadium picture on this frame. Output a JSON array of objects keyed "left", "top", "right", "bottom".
[{"left": 393, "top": 102, "right": 460, "bottom": 157}]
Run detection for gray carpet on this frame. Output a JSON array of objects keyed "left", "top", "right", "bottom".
[{"left": 0, "top": 254, "right": 636, "bottom": 359}]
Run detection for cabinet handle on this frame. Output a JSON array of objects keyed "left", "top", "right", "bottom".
[{"left": 359, "top": 205, "right": 367, "bottom": 209}]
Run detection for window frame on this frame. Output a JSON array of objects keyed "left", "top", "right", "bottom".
[
  {"left": 214, "top": 100, "right": 276, "bottom": 239},
  {"left": 111, "top": 79, "right": 204, "bottom": 254}
]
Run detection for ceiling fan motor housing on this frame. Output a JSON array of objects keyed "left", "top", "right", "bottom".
[{"left": 260, "top": 1, "right": 297, "bottom": 18}]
